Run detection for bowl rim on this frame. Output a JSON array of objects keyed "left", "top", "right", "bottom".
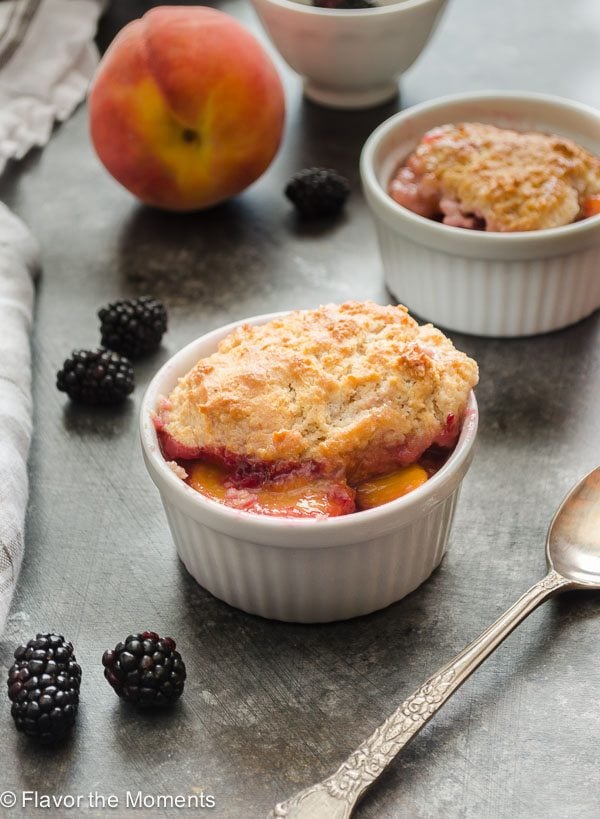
[
  {"left": 360, "top": 90, "right": 600, "bottom": 242},
  {"left": 251, "top": 0, "right": 442, "bottom": 17},
  {"left": 140, "top": 310, "right": 478, "bottom": 543}
]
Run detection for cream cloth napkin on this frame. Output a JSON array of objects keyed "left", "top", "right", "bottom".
[
  {"left": 0, "top": 0, "right": 106, "bottom": 174},
  {"left": 0, "top": 203, "right": 38, "bottom": 634},
  {"left": 0, "top": 0, "right": 107, "bottom": 631}
]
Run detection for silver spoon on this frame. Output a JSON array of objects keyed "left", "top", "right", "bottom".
[{"left": 270, "top": 466, "right": 600, "bottom": 819}]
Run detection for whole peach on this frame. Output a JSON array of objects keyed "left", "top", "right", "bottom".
[{"left": 89, "top": 6, "right": 285, "bottom": 211}]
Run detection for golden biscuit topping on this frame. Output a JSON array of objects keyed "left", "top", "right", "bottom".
[{"left": 158, "top": 302, "right": 478, "bottom": 483}]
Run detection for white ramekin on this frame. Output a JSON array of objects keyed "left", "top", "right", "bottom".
[
  {"left": 250, "top": 0, "right": 447, "bottom": 109},
  {"left": 360, "top": 91, "right": 600, "bottom": 336},
  {"left": 140, "top": 311, "right": 478, "bottom": 623}
]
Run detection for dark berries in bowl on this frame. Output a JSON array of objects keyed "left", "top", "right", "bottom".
[
  {"left": 102, "top": 631, "right": 186, "bottom": 706},
  {"left": 98, "top": 296, "right": 168, "bottom": 359},
  {"left": 7, "top": 633, "right": 82, "bottom": 743},
  {"left": 56, "top": 348, "right": 134, "bottom": 405},
  {"left": 313, "top": 0, "right": 376, "bottom": 7},
  {"left": 285, "top": 167, "right": 351, "bottom": 218}
]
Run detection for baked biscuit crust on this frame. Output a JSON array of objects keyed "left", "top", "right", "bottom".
[
  {"left": 157, "top": 302, "right": 479, "bottom": 483},
  {"left": 394, "top": 122, "right": 600, "bottom": 232}
]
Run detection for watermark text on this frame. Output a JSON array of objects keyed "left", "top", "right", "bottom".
[{"left": 0, "top": 790, "right": 216, "bottom": 810}]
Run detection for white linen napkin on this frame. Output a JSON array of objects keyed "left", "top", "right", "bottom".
[
  {"left": 0, "top": 0, "right": 106, "bottom": 174},
  {"left": 0, "top": 202, "right": 38, "bottom": 634}
]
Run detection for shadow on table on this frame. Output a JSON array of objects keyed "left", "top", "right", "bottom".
[
  {"left": 0, "top": 147, "right": 45, "bottom": 211},
  {"left": 114, "top": 199, "right": 281, "bottom": 307},
  {"left": 62, "top": 398, "right": 136, "bottom": 438},
  {"left": 282, "top": 207, "right": 351, "bottom": 240},
  {"left": 4, "top": 730, "right": 82, "bottom": 795},
  {"left": 355, "top": 586, "right": 600, "bottom": 816},
  {"left": 285, "top": 95, "right": 400, "bottom": 183},
  {"left": 458, "top": 310, "right": 600, "bottom": 445}
]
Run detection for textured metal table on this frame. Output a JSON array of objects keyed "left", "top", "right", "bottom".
[{"left": 1, "top": 1, "right": 600, "bottom": 817}]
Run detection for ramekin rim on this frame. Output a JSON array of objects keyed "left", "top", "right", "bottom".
[
  {"left": 251, "top": 0, "right": 442, "bottom": 18},
  {"left": 360, "top": 90, "right": 600, "bottom": 242},
  {"left": 140, "top": 310, "right": 478, "bottom": 536}
]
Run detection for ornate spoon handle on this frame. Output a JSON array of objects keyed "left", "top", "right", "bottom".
[{"left": 270, "top": 569, "right": 572, "bottom": 819}]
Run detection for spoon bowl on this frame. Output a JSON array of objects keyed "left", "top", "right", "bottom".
[{"left": 547, "top": 467, "right": 600, "bottom": 586}]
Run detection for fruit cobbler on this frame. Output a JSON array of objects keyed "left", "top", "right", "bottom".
[
  {"left": 154, "top": 302, "right": 478, "bottom": 518},
  {"left": 389, "top": 122, "right": 600, "bottom": 232}
]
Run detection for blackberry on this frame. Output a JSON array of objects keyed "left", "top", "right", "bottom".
[
  {"left": 56, "top": 348, "right": 134, "bottom": 405},
  {"left": 98, "top": 296, "right": 167, "bottom": 358},
  {"left": 313, "top": 0, "right": 376, "bottom": 8},
  {"left": 102, "top": 631, "right": 186, "bottom": 706},
  {"left": 7, "top": 633, "right": 81, "bottom": 743},
  {"left": 285, "top": 167, "right": 351, "bottom": 218}
]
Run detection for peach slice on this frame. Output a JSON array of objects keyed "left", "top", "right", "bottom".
[
  {"left": 186, "top": 461, "right": 355, "bottom": 518},
  {"left": 583, "top": 195, "right": 600, "bottom": 218},
  {"left": 187, "top": 461, "right": 229, "bottom": 502},
  {"left": 355, "top": 464, "right": 428, "bottom": 511}
]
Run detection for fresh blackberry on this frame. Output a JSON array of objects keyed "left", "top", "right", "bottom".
[
  {"left": 102, "top": 631, "right": 186, "bottom": 706},
  {"left": 56, "top": 348, "right": 134, "bottom": 405},
  {"left": 98, "top": 296, "right": 167, "bottom": 358},
  {"left": 285, "top": 167, "right": 351, "bottom": 218},
  {"left": 313, "top": 0, "right": 376, "bottom": 8},
  {"left": 7, "top": 633, "right": 81, "bottom": 743}
]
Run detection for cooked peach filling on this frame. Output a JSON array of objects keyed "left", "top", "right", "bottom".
[
  {"left": 355, "top": 464, "right": 428, "bottom": 511},
  {"left": 583, "top": 194, "right": 600, "bottom": 218},
  {"left": 176, "top": 447, "right": 448, "bottom": 519},
  {"left": 185, "top": 460, "right": 354, "bottom": 518}
]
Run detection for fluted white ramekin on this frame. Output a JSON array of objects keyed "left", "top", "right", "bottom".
[
  {"left": 140, "top": 312, "right": 478, "bottom": 623},
  {"left": 360, "top": 92, "right": 600, "bottom": 336}
]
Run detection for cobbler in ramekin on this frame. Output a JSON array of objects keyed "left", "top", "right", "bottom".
[
  {"left": 141, "top": 305, "right": 479, "bottom": 621},
  {"left": 360, "top": 92, "right": 600, "bottom": 336},
  {"left": 153, "top": 301, "right": 478, "bottom": 519},
  {"left": 389, "top": 122, "right": 600, "bottom": 232}
]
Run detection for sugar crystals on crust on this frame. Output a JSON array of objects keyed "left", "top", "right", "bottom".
[{"left": 157, "top": 302, "right": 479, "bottom": 483}]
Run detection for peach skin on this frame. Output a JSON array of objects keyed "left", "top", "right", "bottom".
[{"left": 88, "top": 6, "right": 285, "bottom": 211}]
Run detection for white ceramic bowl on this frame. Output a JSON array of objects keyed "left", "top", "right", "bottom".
[
  {"left": 250, "top": 0, "right": 447, "bottom": 109},
  {"left": 140, "top": 311, "right": 478, "bottom": 623},
  {"left": 360, "top": 91, "right": 600, "bottom": 336}
]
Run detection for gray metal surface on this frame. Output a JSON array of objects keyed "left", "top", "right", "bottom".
[
  {"left": 1, "top": 1, "right": 600, "bottom": 817},
  {"left": 274, "top": 467, "right": 600, "bottom": 818}
]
